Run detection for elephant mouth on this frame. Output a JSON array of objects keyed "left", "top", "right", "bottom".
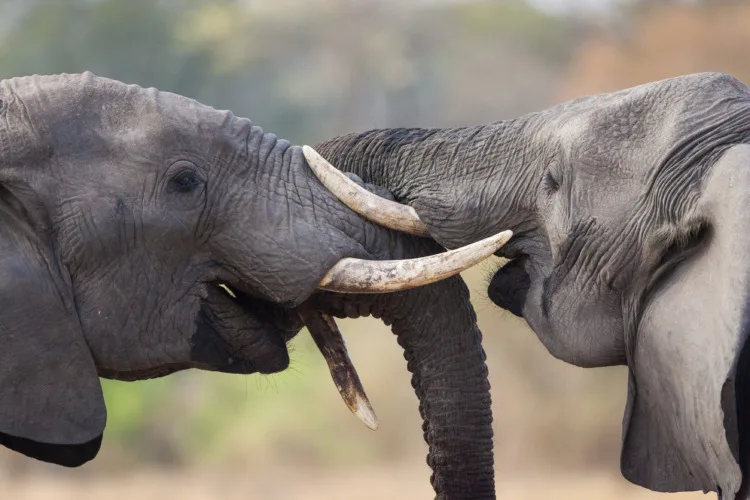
[
  {"left": 191, "top": 282, "right": 303, "bottom": 376},
  {"left": 487, "top": 256, "right": 530, "bottom": 318},
  {"left": 214, "top": 283, "right": 302, "bottom": 343}
]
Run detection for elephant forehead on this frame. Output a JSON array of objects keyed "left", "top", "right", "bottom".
[
  {"left": 550, "top": 73, "right": 750, "bottom": 176},
  {"left": 544, "top": 76, "right": 750, "bottom": 235},
  {"left": 2, "top": 72, "right": 245, "bottom": 161}
]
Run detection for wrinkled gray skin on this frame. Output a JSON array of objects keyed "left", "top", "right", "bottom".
[
  {"left": 0, "top": 73, "right": 493, "bottom": 500},
  {"left": 315, "top": 72, "right": 750, "bottom": 499}
]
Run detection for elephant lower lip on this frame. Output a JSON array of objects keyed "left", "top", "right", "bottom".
[
  {"left": 212, "top": 358, "right": 263, "bottom": 374},
  {"left": 214, "top": 282, "right": 303, "bottom": 340}
]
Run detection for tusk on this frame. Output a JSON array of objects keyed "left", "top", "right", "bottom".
[
  {"left": 298, "top": 309, "right": 379, "bottom": 431},
  {"left": 302, "top": 145, "right": 430, "bottom": 237},
  {"left": 318, "top": 229, "right": 513, "bottom": 293}
]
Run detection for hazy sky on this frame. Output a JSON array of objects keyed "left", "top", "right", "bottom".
[{"left": 527, "top": 0, "right": 619, "bottom": 13}]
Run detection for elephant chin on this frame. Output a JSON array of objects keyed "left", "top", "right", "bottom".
[{"left": 98, "top": 284, "right": 303, "bottom": 382}]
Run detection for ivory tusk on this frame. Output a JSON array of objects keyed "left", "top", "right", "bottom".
[
  {"left": 302, "top": 145, "right": 430, "bottom": 237},
  {"left": 318, "top": 230, "right": 513, "bottom": 293},
  {"left": 298, "top": 309, "right": 379, "bottom": 431}
]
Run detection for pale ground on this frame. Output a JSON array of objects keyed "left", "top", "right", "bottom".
[{"left": 0, "top": 465, "right": 713, "bottom": 500}]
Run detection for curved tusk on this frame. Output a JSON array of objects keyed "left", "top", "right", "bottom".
[
  {"left": 298, "top": 309, "right": 379, "bottom": 431},
  {"left": 318, "top": 229, "right": 513, "bottom": 293},
  {"left": 302, "top": 145, "right": 430, "bottom": 237}
]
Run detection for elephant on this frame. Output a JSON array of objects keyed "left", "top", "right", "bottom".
[
  {"left": 0, "top": 72, "right": 512, "bottom": 500},
  {"left": 309, "top": 72, "right": 750, "bottom": 499}
]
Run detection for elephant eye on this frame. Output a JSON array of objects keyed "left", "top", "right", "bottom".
[
  {"left": 543, "top": 171, "right": 559, "bottom": 193},
  {"left": 169, "top": 169, "right": 203, "bottom": 194}
]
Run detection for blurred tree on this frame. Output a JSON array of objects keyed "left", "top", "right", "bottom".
[
  {"left": 0, "top": 0, "right": 210, "bottom": 94},
  {"left": 0, "top": 0, "right": 582, "bottom": 141},
  {"left": 559, "top": 1, "right": 750, "bottom": 100}
]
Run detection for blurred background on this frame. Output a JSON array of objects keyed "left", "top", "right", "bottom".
[{"left": 0, "top": 0, "right": 747, "bottom": 498}]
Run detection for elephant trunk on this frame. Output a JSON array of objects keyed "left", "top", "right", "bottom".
[
  {"left": 310, "top": 254, "right": 495, "bottom": 499},
  {"left": 312, "top": 118, "right": 540, "bottom": 250},
  {"left": 387, "top": 278, "right": 495, "bottom": 499}
]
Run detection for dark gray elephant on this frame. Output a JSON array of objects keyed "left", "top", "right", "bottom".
[
  {"left": 0, "top": 72, "right": 510, "bottom": 500},
  {"left": 311, "top": 72, "right": 750, "bottom": 499}
]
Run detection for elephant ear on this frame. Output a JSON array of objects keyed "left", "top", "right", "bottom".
[
  {"left": 620, "top": 145, "right": 750, "bottom": 497},
  {"left": 0, "top": 194, "right": 105, "bottom": 467}
]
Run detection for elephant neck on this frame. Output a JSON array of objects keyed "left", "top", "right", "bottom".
[{"left": 313, "top": 116, "right": 541, "bottom": 248}]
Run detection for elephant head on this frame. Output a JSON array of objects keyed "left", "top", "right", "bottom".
[
  {"left": 0, "top": 72, "right": 508, "bottom": 500},
  {"left": 312, "top": 72, "right": 750, "bottom": 499}
]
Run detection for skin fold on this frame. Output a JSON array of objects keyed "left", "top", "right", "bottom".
[
  {"left": 0, "top": 73, "right": 495, "bottom": 500},
  {"left": 313, "top": 72, "right": 750, "bottom": 499}
]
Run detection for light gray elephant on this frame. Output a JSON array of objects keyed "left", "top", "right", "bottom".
[
  {"left": 309, "top": 72, "right": 750, "bottom": 499},
  {"left": 0, "top": 72, "right": 511, "bottom": 500}
]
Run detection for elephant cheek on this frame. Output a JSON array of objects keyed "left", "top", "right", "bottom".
[{"left": 82, "top": 317, "right": 194, "bottom": 376}]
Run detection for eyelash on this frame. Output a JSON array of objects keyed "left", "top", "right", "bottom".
[{"left": 169, "top": 170, "right": 203, "bottom": 194}]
